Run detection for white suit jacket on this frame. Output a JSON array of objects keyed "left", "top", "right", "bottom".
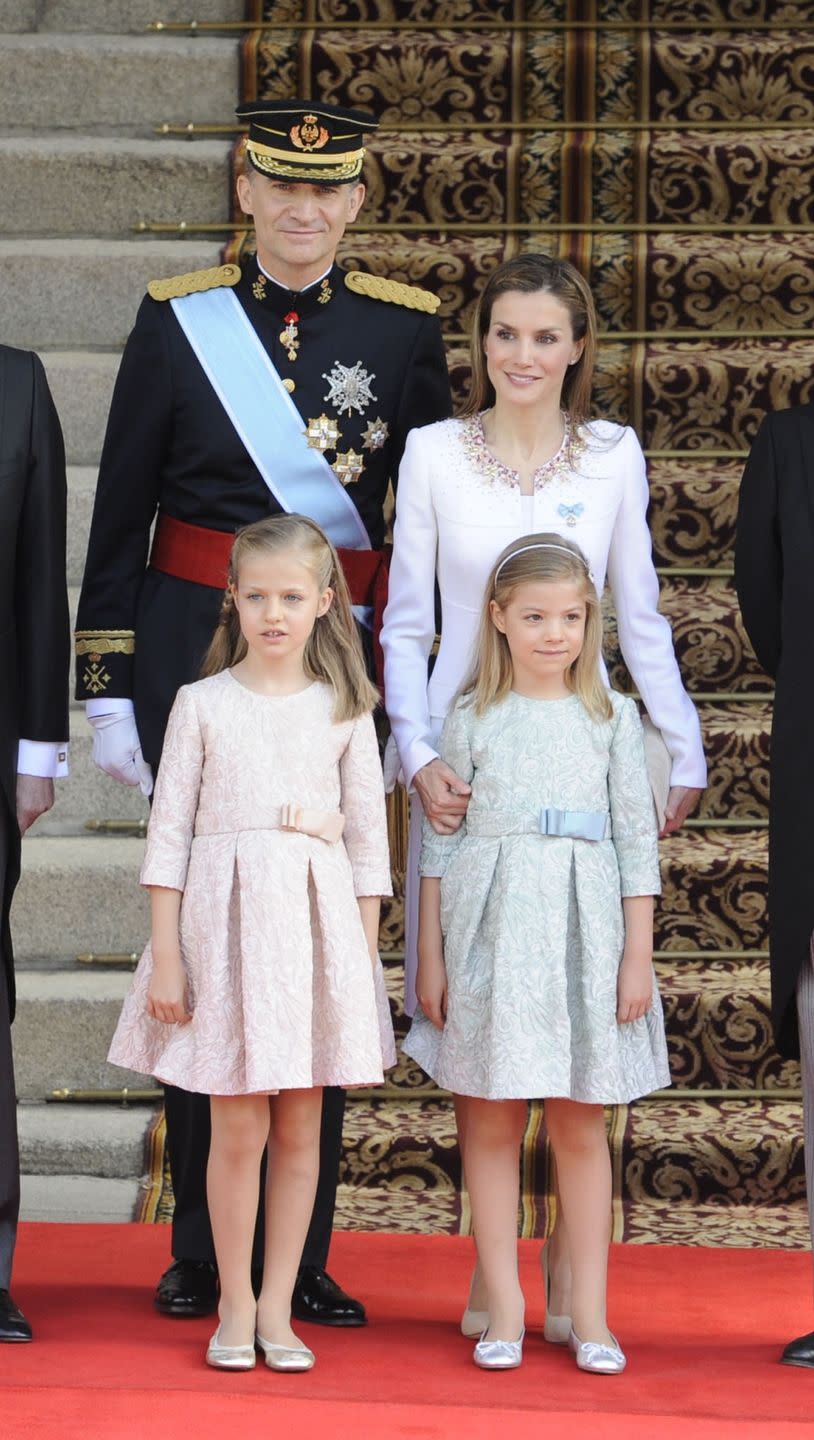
[{"left": 381, "top": 415, "right": 706, "bottom": 790}]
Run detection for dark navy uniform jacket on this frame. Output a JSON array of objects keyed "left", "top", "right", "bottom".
[{"left": 75, "top": 255, "right": 452, "bottom": 766}]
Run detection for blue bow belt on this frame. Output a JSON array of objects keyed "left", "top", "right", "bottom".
[{"left": 466, "top": 808, "right": 611, "bottom": 842}]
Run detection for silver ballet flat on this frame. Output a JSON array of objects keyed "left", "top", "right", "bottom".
[
  {"left": 541, "top": 1245, "right": 572, "bottom": 1345},
  {"left": 255, "top": 1332, "right": 315, "bottom": 1372},
  {"left": 206, "top": 1325, "right": 256, "bottom": 1370},
  {"left": 461, "top": 1306, "right": 490, "bottom": 1339},
  {"left": 473, "top": 1327, "right": 525, "bottom": 1370},
  {"left": 569, "top": 1327, "right": 627, "bottom": 1374}
]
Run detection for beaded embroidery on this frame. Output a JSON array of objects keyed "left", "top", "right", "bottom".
[{"left": 462, "top": 412, "right": 585, "bottom": 491}]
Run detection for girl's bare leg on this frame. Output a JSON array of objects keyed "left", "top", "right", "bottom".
[
  {"left": 463, "top": 1095, "right": 527, "bottom": 1341},
  {"left": 544, "top": 1098, "right": 613, "bottom": 1344},
  {"left": 256, "top": 1086, "right": 323, "bottom": 1347},
  {"left": 208, "top": 1094, "right": 270, "bottom": 1345},
  {"left": 455, "top": 1093, "right": 488, "bottom": 1312},
  {"left": 543, "top": 1155, "right": 573, "bottom": 1317}
]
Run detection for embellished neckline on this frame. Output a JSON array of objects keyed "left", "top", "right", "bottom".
[{"left": 461, "top": 412, "right": 584, "bottom": 491}]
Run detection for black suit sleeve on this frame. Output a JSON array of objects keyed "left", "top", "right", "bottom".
[
  {"left": 75, "top": 296, "right": 170, "bottom": 701},
  {"left": 391, "top": 314, "right": 452, "bottom": 476},
  {"left": 735, "top": 414, "right": 782, "bottom": 680},
  {"left": 16, "top": 354, "right": 69, "bottom": 743}
]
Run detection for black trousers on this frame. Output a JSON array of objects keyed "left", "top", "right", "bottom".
[
  {"left": 0, "top": 959, "right": 19, "bottom": 1291},
  {"left": 164, "top": 1083, "right": 346, "bottom": 1271}
]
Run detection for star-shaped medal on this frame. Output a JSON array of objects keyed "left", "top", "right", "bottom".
[
  {"left": 322, "top": 360, "right": 377, "bottom": 416},
  {"left": 306, "top": 414, "right": 341, "bottom": 452},
  {"left": 332, "top": 449, "right": 365, "bottom": 486},
  {"left": 361, "top": 416, "right": 389, "bottom": 451}
]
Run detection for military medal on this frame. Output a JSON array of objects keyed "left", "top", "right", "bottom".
[
  {"left": 280, "top": 311, "right": 300, "bottom": 362},
  {"left": 362, "top": 416, "right": 389, "bottom": 451},
  {"left": 322, "top": 359, "right": 376, "bottom": 416},
  {"left": 306, "top": 414, "right": 341, "bottom": 452},
  {"left": 332, "top": 449, "right": 365, "bottom": 486}
]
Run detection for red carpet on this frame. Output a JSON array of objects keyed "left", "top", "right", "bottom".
[{"left": 4, "top": 1225, "right": 814, "bottom": 1438}]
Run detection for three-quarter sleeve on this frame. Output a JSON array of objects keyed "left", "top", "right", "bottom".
[
  {"left": 605, "top": 428, "right": 706, "bottom": 789},
  {"left": 381, "top": 426, "right": 441, "bottom": 788},
  {"left": 418, "top": 701, "right": 474, "bottom": 878},
  {"left": 608, "top": 697, "right": 662, "bottom": 897},
  {"left": 339, "top": 711, "right": 393, "bottom": 897},
  {"left": 140, "top": 685, "right": 203, "bottom": 892}
]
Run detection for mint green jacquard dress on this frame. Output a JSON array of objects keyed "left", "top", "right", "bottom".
[{"left": 402, "top": 689, "right": 670, "bottom": 1103}]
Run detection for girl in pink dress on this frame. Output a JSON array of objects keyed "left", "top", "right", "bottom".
[{"left": 108, "top": 514, "right": 395, "bottom": 1374}]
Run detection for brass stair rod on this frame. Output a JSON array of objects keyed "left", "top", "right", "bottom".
[
  {"left": 85, "top": 819, "right": 147, "bottom": 834},
  {"left": 134, "top": 220, "right": 814, "bottom": 235},
  {"left": 157, "top": 119, "right": 814, "bottom": 136},
  {"left": 147, "top": 19, "right": 814, "bottom": 32},
  {"left": 49, "top": 1088, "right": 159, "bottom": 1104},
  {"left": 76, "top": 952, "right": 139, "bottom": 966}
]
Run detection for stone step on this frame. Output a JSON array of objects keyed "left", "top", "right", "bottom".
[
  {"left": 67, "top": 467, "right": 97, "bottom": 588},
  {"left": 2, "top": 239, "right": 223, "bottom": 351},
  {"left": 30, "top": 710, "right": 150, "bottom": 832},
  {"left": 0, "top": 137, "right": 231, "bottom": 238},
  {"left": 12, "top": 970, "right": 152, "bottom": 1100},
  {"left": 2, "top": 0, "right": 245, "bottom": 31},
  {"left": 19, "top": 1172, "right": 142, "bottom": 1223},
  {"left": 41, "top": 352, "right": 119, "bottom": 466},
  {"left": 12, "top": 836, "right": 147, "bottom": 963},
  {"left": 17, "top": 1102, "right": 155, "bottom": 1177},
  {"left": 0, "top": 35, "right": 237, "bottom": 134}
]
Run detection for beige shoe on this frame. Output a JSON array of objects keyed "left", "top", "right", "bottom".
[
  {"left": 460, "top": 1305, "right": 490, "bottom": 1338},
  {"left": 255, "top": 1332, "right": 315, "bottom": 1372},
  {"left": 206, "top": 1324, "right": 256, "bottom": 1370}
]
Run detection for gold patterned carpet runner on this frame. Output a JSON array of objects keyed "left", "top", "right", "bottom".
[{"left": 141, "top": 0, "right": 814, "bottom": 1246}]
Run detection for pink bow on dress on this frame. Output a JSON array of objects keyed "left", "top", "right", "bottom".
[{"left": 279, "top": 804, "right": 345, "bottom": 845}]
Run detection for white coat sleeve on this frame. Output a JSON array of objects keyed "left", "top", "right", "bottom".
[
  {"left": 605, "top": 429, "right": 707, "bottom": 789},
  {"left": 381, "top": 427, "right": 441, "bottom": 788}
]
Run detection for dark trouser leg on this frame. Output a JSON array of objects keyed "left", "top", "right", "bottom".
[
  {"left": 0, "top": 967, "right": 20, "bottom": 1290},
  {"left": 796, "top": 939, "right": 814, "bottom": 1267},
  {"left": 300, "top": 1086, "right": 346, "bottom": 1271},
  {"left": 164, "top": 1084, "right": 267, "bottom": 1269}
]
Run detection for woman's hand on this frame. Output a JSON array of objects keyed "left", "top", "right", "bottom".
[
  {"left": 616, "top": 946, "right": 653, "bottom": 1024},
  {"left": 147, "top": 952, "right": 192, "bottom": 1025},
  {"left": 660, "top": 785, "right": 702, "bottom": 837},
  {"left": 413, "top": 758, "right": 471, "bottom": 835},
  {"left": 416, "top": 942, "right": 448, "bottom": 1031}
]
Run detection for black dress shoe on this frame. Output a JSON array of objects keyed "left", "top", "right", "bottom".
[
  {"left": 291, "top": 1266, "right": 367, "bottom": 1327},
  {"left": 154, "top": 1259, "right": 219, "bottom": 1318},
  {"left": 781, "top": 1330, "right": 814, "bottom": 1368},
  {"left": 0, "top": 1290, "right": 32, "bottom": 1342}
]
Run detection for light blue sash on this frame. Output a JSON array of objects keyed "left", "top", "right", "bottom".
[{"left": 170, "top": 286, "right": 371, "bottom": 554}]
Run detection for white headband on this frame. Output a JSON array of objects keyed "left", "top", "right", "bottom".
[{"left": 494, "top": 542, "right": 596, "bottom": 586}]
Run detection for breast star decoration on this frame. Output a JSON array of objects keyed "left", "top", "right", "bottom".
[
  {"left": 332, "top": 449, "right": 365, "bottom": 486},
  {"left": 306, "top": 414, "right": 342, "bottom": 452},
  {"left": 322, "top": 360, "right": 377, "bottom": 416},
  {"left": 361, "top": 417, "right": 389, "bottom": 451}
]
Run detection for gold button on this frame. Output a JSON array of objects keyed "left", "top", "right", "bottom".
[{"left": 283, "top": 378, "right": 295, "bottom": 393}]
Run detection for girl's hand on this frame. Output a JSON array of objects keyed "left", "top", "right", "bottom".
[
  {"left": 147, "top": 953, "right": 192, "bottom": 1025},
  {"left": 617, "top": 948, "right": 653, "bottom": 1024},
  {"left": 416, "top": 944, "right": 448, "bottom": 1031}
]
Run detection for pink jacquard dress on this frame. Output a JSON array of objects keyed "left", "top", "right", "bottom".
[{"left": 108, "top": 671, "right": 396, "bottom": 1095}]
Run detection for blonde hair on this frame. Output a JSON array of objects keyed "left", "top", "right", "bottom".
[
  {"left": 201, "top": 514, "right": 378, "bottom": 722},
  {"left": 462, "top": 253, "right": 597, "bottom": 432},
  {"left": 462, "top": 532, "right": 612, "bottom": 722}
]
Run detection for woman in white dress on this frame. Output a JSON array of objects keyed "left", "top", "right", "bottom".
[{"left": 380, "top": 252, "right": 706, "bottom": 1336}]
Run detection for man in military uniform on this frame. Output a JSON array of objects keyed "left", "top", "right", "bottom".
[{"left": 76, "top": 100, "right": 451, "bottom": 1324}]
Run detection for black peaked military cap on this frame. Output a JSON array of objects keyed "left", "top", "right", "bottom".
[{"left": 236, "top": 99, "right": 379, "bottom": 185}]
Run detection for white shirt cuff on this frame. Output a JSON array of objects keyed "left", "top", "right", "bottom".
[
  {"left": 18, "top": 739, "right": 69, "bottom": 779},
  {"left": 86, "top": 698, "right": 135, "bottom": 718},
  {"left": 404, "top": 738, "right": 441, "bottom": 791}
]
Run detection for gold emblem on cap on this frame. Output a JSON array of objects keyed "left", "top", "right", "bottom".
[{"left": 291, "top": 114, "right": 330, "bottom": 153}]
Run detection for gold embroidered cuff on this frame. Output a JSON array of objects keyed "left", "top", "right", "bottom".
[{"left": 75, "top": 630, "right": 136, "bottom": 657}]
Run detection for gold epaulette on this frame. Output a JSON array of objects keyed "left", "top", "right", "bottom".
[
  {"left": 147, "top": 263, "right": 242, "bottom": 302},
  {"left": 344, "top": 270, "right": 441, "bottom": 315}
]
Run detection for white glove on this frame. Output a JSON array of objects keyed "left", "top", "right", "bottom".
[{"left": 87, "top": 711, "right": 153, "bottom": 796}]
